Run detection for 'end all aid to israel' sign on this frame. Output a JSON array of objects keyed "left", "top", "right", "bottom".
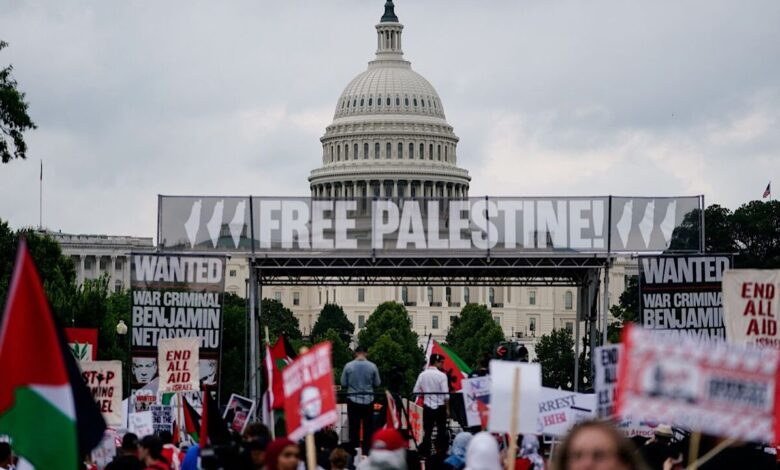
[
  {"left": 723, "top": 270, "right": 780, "bottom": 349},
  {"left": 617, "top": 325, "right": 780, "bottom": 443},
  {"left": 158, "top": 337, "right": 200, "bottom": 393}
]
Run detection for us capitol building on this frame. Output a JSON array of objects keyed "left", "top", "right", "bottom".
[{"left": 50, "top": 1, "right": 634, "bottom": 355}]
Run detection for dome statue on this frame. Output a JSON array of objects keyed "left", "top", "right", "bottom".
[{"left": 309, "top": 0, "right": 470, "bottom": 200}]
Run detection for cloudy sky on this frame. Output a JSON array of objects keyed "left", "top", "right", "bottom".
[{"left": 1, "top": 0, "right": 778, "bottom": 238}]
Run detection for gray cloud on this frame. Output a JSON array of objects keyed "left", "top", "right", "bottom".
[{"left": 0, "top": 0, "right": 778, "bottom": 237}]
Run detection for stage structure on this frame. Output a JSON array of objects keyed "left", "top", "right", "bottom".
[{"left": 156, "top": 195, "right": 705, "bottom": 402}]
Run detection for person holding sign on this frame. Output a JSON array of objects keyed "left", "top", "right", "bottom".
[{"left": 413, "top": 353, "right": 450, "bottom": 458}]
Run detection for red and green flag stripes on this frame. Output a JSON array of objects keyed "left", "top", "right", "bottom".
[
  {"left": 0, "top": 241, "right": 105, "bottom": 470},
  {"left": 263, "top": 336, "right": 297, "bottom": 409},
  {"left": 182, "top": 396, "right": 201, "bottom": 442},
  {"left": 425, "top": 340, "right": 472, "bottom": 391}
]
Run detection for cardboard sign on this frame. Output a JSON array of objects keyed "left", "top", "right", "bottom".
[
  {"left": 462, "top": 376, "right": 491, "bottom": 427},
  {"left": 594, "top": 344, "right": 622, "bottom": 418},
  {"left": 639, "top": 255, "right": 731, "bottom": 340},
  {"left": 617, "top": 325, "right": 780, "bottom": 443},
  {"left": 224, "top": 394, "right": 257, "bottom": 434},
  {"left": 722, "top": 270, "right": 780, "bottom": 348},
  {"left": 151, "top": 404, "right": 175, "bottom": 435},
  {"left": 158, "top": 337, "right": 200, "bottom": 393},
  {"left": 536, "top": 388, "right": 596, "bottom": 436},
  {"left": 282, "top": 342, "right": 338, "bottom": 441},
  {"left": 65, "top": 327, "right": 98, "bottom": 361},
  {"left": 129, "top": 411, "right": 154, "bottom": 437},
  {"left": 81, "top": 360, "right": 123, "bottom": 426},
  {"left": 488, "top": 361, "right": 541, "bottom": 434}
]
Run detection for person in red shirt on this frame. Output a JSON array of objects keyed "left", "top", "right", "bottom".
[
  {"left": 138, "top": 436, "right": 171, "bottom": 470},
  {"left": 159, "top": 431, "right": 183, "bottom": 470}
]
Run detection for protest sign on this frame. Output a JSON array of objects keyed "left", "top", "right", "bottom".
[
  {"left": 134, "top": 389, "right": 157, "bottom": 412},
  {"left": 151, "top": 404, "right": 175, "bottom": 435},
  {"left": 723, "top": 270, "right": 780, "bottom": 348},
  {"left": 536, "top": 388, "right": 596, "bottom": 436},
  {"left": 224, "top": 394, "right": 256, "bottom": 434},
  {"left": 639, "top": 255, "right": 731, "bottom": 340},
  {"left": 488, "top": 361, "right": 541, "bottom": 434},
  {"left": 408, "top": 401, "right": 424, "bottom": 443},
  {"left": 462, "top": 376, "right": 490, "bottom": 428},
  {"left": 91, "top": 429, "right": 118, "bottom": 470},
  {"left": 129, "top": 411, "right": 154, "bottom": 437},
  {"left": 617, "top": 325, "right": 780, "bottom": 443},
  {"left": 131, "top": 254, "right": 224, "bottom": 390},
  {"left": 65, "top": 327, "right": 98, "bottom": 362},
  {"left": 81, "top": 360, "right": 123, "bottom": 426},
  {"left": 594, "top": 344, "right": 622, "bottom": 418},
  {"left": 158, "top": 337, "right": 200, "bottom": 393},
  {"left": 282, "top": 342, "right": 338, "bottom": 441}
]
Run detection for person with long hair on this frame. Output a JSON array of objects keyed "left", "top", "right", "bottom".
[{"left": 553, "top": 421, "right": 647, "bottom": 470}]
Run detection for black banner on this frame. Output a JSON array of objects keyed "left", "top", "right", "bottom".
[
  {"left": 639, "top": 254, "right": 732, "bottom": 340},
  {"left": 130, "top": 253, "right": 225, "bottom": 392}
]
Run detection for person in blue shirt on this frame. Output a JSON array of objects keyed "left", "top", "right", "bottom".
[{"left": 340, "top": 345, "right": 381, "bottom": 454}]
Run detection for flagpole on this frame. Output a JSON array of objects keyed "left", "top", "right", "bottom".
[{"left": 38, "top": 159, "right": 43, "bottom": 230}]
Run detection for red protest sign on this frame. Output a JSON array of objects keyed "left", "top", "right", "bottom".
[
  {"left": 617, "top": 325, "right": 780, "bottom": 443},
  {"left": 282, "top": 342, "right": 338, "bottom": 441}
]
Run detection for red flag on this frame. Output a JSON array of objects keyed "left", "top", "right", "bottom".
[
  {"left": 264, "top": 337, "right": 296, "bottom": 409},
  {"left": 384, "top": 391, "right": 399, "bottom": 430},
  {"left": 425, "top": 340, "right": 472, "bottom": 391}
]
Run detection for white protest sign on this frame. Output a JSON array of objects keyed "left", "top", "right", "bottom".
[
  {"left": 536, "top": 388, "right": 596, "bottom": 436},
  {"left": 81, "top": 360, "right": 123, "bottom": 426},
  {"left": 151, "top": 404, "right": 175, "bottom": 435},
  {"left": 462, "top": 376, "right": 491, "bottom": 427},
  {"left": 158, "top": 337, "right": 199, "bottom": 393},
  {"left": 91, "top": 429, "right": 118, "bottom": 470},
  {"left": 129, "top": 411, "right": 154, "bottom": 437},
  {"left": 617, "top": 325, "right": 780, "bottom": 443},
  {"left": 723, "top": 269, "right": 780, "bottom": 348},
  {"left": 488, "top": 361, "right": 541, "bottom": 434},
  {"left": 594, "top": 344, "right": 622, "bottom": 418}
]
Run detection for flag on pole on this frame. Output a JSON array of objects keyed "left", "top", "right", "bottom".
[
  {"left": 261, "top": 342, "right": 275, "bottom": 431},
  {"left": 199, "top": 387, "right": 230, "bottom": 448},
  {"left": 0, "top": 241, "right": 106, "bottom": 470},
  {"left": 424, "top": 340, "right": 472, "bottom": 391},
  {"left": 263, "top": 336, "right": 297, "bottom": 409},
  {"left": 182, "top": 396, "right": 200, "bottom": 442},
  {"left": 764, "top": 182, "right": 771, "bottom": 199},
  {"left": 383, "top": 390, "right": 400, "bottom": 430}
]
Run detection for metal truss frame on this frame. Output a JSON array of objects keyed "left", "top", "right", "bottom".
[{"left": 251, "top": 254, "right": 607, "bottom": 287}]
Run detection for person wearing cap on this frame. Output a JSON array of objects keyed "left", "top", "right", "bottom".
[
  {"left": 341, "top": 345, "right": 381, "bottom": 454},
  {"left": 357, "top": 428, "right": 408, "bottom": 470},
  {"left": 637, "top": 424, "right": 678, "bottom": 470},
  {"left": 413, "top": 353, "right": 450, "bottom": 458}
]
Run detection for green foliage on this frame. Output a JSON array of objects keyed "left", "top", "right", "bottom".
[
  {"left": 358, "top": 301, "right": 423, "bottom": 395},
  {"left": 318, "top": 328, "right": 352, "bottom": 380},
  {"left": 534, "top": 329, "right": 578, "bottom": 390},
  {"left": 220, "top": 293, "right": 247, "bottom": 404},
  {"left": 311, "top": 303, "right": 354, "bottom": 342},
  {"left": 445, "top": 303, "right": 505, "bottom": 367},
  {"left": 0, "top": 41, "right": 37, "bottom": 163},
  {"left": 731, "top": 200, "right": 780, "bottom": 268},
  {"left": 607, "top": 276, "right": 639, "bottom": 343},
  {"left": 260, "top": 298, "right": 302, "bottom": 340}
]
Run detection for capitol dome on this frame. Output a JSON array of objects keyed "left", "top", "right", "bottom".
[{"left": 309, "top": 0, "right": 470, "bottom": 200}]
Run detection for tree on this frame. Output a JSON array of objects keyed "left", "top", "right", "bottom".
[
  {"left": 607, "top": 276, "right": 639, "bottom": 343},
  {"left": 310, "top": 303, "right": 354, "bottom": 342},
  {"left": 358, "top": 301, "right": 423, "bottom": 395},
  {"left": 260, "top": 298, "right": 302, "bottom": 341},
  {"left": 732, "top": 200, "right": 780, "bottom": 268},
  {"left": 534, "top": 329, "right": 577, "bottom": 390},
  {"left": 446, "top": 303, "right": 505, "bottom": 367},
  {"left": 317, "top": 328, "right": 352, "bottom": 380},
  {"left": 221, "top": 293, "right": 247, "bottom": 404},
  {"left": 0, "top": 41, "right": 36, "bottom": 163}
]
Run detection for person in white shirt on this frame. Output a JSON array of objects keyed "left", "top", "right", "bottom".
[{"left": 413, "top": 353, "right": 450, "bottom": 457}]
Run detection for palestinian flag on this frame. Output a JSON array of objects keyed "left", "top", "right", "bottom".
[
  {"left": 182, "top": 396, "right": 201, "bottom": 442},
  {"left": 424, "top": 340, "right": 472, "bottom": 391},
  {"left": 263, "top": 336, "right": 297, "bottom": 409},
  {"left": 199, "top": 386, "right": 230, "bottom": 448},
  {"left": 0, "top": 241, "right": 106, "bottom": 470}
]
